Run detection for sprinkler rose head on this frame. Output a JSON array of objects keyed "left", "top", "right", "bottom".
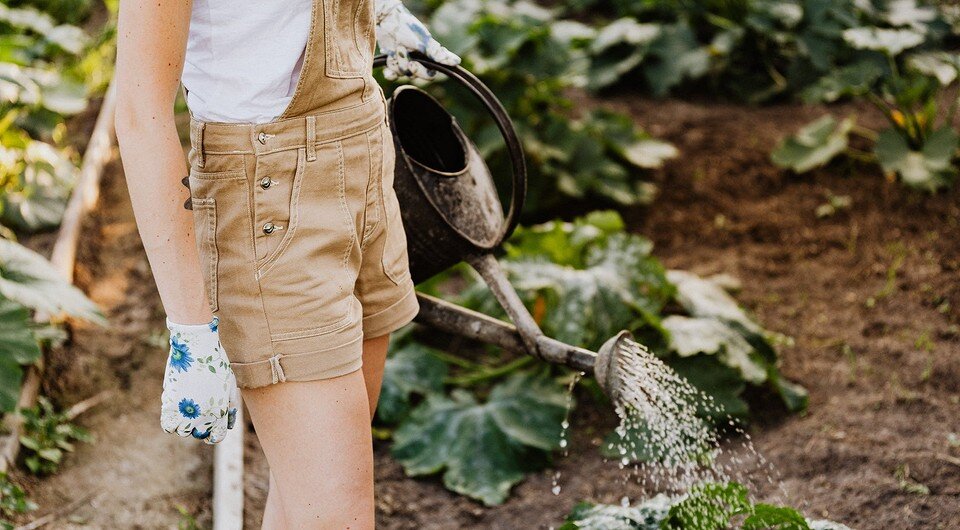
[{"left": 594, "top": 330, "right": 636, "bottom": 403}]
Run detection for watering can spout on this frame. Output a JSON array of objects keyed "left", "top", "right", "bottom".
[{"left": 414, "top": 292, "right": 634, "bottom": 402}]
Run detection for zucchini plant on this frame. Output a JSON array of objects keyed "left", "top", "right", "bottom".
[
  {"left": 772, "top": 4, "right": 960, "bottom": 191},
  {"left": 378, "top": 212, "right": 805, "bottom": 505}
]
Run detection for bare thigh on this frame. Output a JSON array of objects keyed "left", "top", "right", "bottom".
[
  {"left": 360, "top": 334, "right": 390, "bottom": 416},
  {"left": 242, "top": 370, "right": 374, "bottom": 529}
]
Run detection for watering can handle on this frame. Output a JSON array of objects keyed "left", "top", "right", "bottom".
[{"left": 373, "top": 53, "right": 527, "bottom": 246}]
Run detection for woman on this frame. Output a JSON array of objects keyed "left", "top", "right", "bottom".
[{"left": 114, "top": 0, "right": 459, "bottom": 526}]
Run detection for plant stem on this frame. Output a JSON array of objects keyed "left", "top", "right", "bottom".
[
  {"left": 845, "top": 148, "right": 876, "bottom": 164},
  {"left": 866, "top": 92, "right": 903, "bottom": 132},
  {"left": 446, "top": 356, "right": 537, "bottom": 386},
  {"left": 427, "top": 348, "right": 484, "bottom": 370},
  {"left": 850, "top": 124, "right": 878, "bottom": 141}
]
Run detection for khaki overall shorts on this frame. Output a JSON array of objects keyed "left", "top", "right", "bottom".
[{"left": 184, "top": 0, "right": 419, "bottom": 389}]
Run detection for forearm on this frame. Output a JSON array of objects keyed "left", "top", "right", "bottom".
[
  {"left": 114, "top": 0, "right": 207, "bottom": 325},
  {"left": 116, "top": 110, "right": 211, "bottom": 325}
]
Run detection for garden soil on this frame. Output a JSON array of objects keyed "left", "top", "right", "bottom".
[
  {"left": 12, "top": 94, "right": 959, "bottom": 529},
  {"left": 11, "top": 136, "right": 213, "bottom": 525}
]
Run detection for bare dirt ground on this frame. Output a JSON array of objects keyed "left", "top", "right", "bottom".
[{"left": 9, "top": 93, "right": 958, "bottom": 529}]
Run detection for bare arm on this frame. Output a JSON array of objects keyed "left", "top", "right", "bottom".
[{"left": 115, "top": 0, "right": 210, "bottom": 325}]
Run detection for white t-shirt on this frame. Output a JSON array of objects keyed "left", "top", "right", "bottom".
[{"left": 181, "top": 0, "right": 312, "bottom": 124}]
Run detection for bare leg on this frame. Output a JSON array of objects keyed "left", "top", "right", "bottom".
[
  {"left": 259, "top": 334, "right": 391, "bottom": 528},
  {"left": 261, "top": 471, "right": 286, "bottom": 530},
  {"left": 360, "top": 334, "right": 391, "bottom": 417},
  {"left": 243, "top": 371, "right": 374, "bottom": 529}
]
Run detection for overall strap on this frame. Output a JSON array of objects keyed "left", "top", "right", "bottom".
[{"left": 277, "top": 0, "right": 377, "bottom": 120}]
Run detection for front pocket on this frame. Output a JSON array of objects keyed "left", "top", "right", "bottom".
[
  {"left": 188, "top": 167, "right": 254, "bottom": 316},
  {"left": 323, "top": 0, "right": 373, "bottom": 79},
  {"left": 190, "top": 198, "right": 219, "bottom": 312},
  {"left": 255, "top": 148, "right": 307, "bottom": 276},
  {"left": 255, "top": 140, "right": 360, "bottom": 335},
  {"left": 379, "top": 133, "right": 411, "bottom": 285}
]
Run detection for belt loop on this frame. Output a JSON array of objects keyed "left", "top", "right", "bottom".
[
  {"left": 268, "top": 354, "right": 287, "bottom": 385},
  {"left": 191, "top": 120, "right": 206, "bottom": 169},
  {"left": 306, "top": 115, "right": 317, "bottom": 162}
]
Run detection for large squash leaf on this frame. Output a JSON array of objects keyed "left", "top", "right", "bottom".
[
  {"left": 0, "top": 238, "right": 104, "bottom": 324},
  {"left": 377, "top": 341, "right": 448, "bottom": 425},
  {"left": 0, "top": 297, "right": 39, "bottom": 412},
  {"left": 0, "top": 139, "right": 77, "bottom": 232},
  {"left": 559, "top": 497, "right": 672, "bottom": 530},
  {"left": 874, "top": 126, "right": 958, "bottom": 192},
  {"left": 456, "top": 212, "right": 672, "bottom": 349},
  {"left": 771, "top": 115, "right": 853, "bottom": 173},
  {"left": 391, "top": 372, "right": 568, "bottom": 505}
]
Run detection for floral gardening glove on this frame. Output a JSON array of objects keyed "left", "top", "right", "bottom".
[
  {"left": 374, "top": 0, "right": 461, "bottom": 80},
  {"left": 160, "top": 316, "right": 239, "bottom": 445}
]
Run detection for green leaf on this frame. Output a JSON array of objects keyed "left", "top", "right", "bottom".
[
  {"left": 644, "top": 22, "right": 710, "bottom": 96},
  {"left": 587, "top": 18, "right": 660, "bottom": 91},
  {"left": 666, "top": 270, "right": 760, "bottom": 333},
  {"left": 772, "top": 375, "right": 809, "bottom": 413},
  {"left": 601, "top": 414, "right": 713, "bottom": 464},
  {"left": 0, "top": 238, "right": 105, "bottom": 324},
  {"left": 562, "top": 497, "right": 673, "bottom": 529},
  {"left": 619, "top": 139, "right": 679, "bottom": 169},
  {"left": 908, "top": 52, "right": 960, "bottom": 86},
  {"left": 377, "top": 342, "right": 448, "bottom": 425},
  {"left": 669, "top": 355, "right": 750, "bottom": 420},
  {"left": 883, "top": 1, "right": 936, "bottom": 29},
  {"left": 842, "top": 27, "right": 925, "bottom": 55},
  {"left": 391, "top": 372, "right": 568, "bottom": 505},
  {"left": 0, "top": 297, "right": 42, "bottom": 366},
  {"left": 875, "top": 127, "right": 958, "bottom": 191},
  {"left": 771, "top": 115, "right": 853, "bottom": 173},
  {"left": 503, "top": 230, "right": 672, "bottom": 350},
  {"left": 661, "top": 316, "right": 767, "bottom": 384},
  {"left": 36, "top": 448, "right": 61, "bottom": 463},
  {"left": 743, "top": 503, "right": 811, "bottom": 530},
  {"left": 0, "top": 4, "right": 88, "bottom": 54},
  {"left": 661, "top": 482, "right": 751, "bottom": 530},
  {"left": 0, "top": 354, "right": 23, "bottom": 413},
  {"left": 801, "top": 61, "right": 884, "bottom": 103}
]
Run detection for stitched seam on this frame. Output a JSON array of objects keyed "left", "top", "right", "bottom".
[
  {"left": 360, "top": 129, "right": 381, "bottom": 250},
  {"left": 200, "top": 99, "right": 382, "bottom": 152},
  {"left": 190, "top": 199, "right": 218, "bottom": 311},
  {"left": 276, "top": 0, "right": 319, "bottom": 120},
  {"left": 212, "top": 119, "right": 384, "bottom": 157},
  {"left": 324, "top": 0, "right": 365, "bottom": 78},
  {"left": 190, "top": 170, "right": 246, "bottom": 181},
  {"left": 380, "top": 129, "right": 405, "bottom": 286},
  {"left": 335, "top": 141, "right": 355, "bottom": 292},
  {"left": 361, "top": 285, "right": 415, "bottom": 323},
  {"left": 269, "top": 314, "right": 353, "bottom": 341},
  {"left": 256, "top": 148, "right": 306, "bottom": 279},
  {"left": 354, "top": 0, "right": 368, "bottom": 56}
]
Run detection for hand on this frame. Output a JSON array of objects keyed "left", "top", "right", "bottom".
[
  {"left": 374, "top": 0, "right": 461, "bottom": 80},
  {"left": 160, "top": 316, "right": 239, "bottom": 444}
]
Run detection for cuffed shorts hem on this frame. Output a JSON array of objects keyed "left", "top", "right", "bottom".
[
  {"left": 231, "top": 331, "right": 364, "bottom": 389},
  {"left": 361, "top": 284, "right": 419, "bottom": 338}
]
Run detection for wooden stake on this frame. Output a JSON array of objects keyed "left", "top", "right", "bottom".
[{"left": 213, "top": 405, "right": 245, "bottom": 530}]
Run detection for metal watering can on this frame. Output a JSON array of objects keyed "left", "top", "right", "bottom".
[{"left": 375, "top": 55, "right": 634, "bottom": 402}]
